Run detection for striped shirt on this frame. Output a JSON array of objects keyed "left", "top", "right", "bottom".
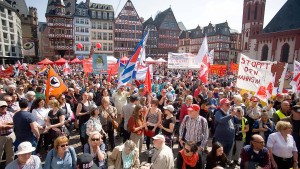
[
  {"left": 0, "top": 111, "right": 14, "bottom": 135},
  {"left": 179, "top": 115, "right": 209, "bottom": 148}
]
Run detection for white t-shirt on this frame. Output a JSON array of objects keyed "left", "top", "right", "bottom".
[
  {"left": 267, "top": 132, "right": 298, "bottom": 158},
  {"left": 5, "top": 155, "right": 42, "bottom": 169},
  {"left": 32, "top": 108, "right": 49, "bottom": 127}
]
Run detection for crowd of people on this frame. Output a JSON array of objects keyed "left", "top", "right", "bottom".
[{"left": 0, "top": 63, "right": 299, "bottom": 169}]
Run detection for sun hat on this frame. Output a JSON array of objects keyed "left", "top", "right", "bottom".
[{"left": 15, "top": 141, "right": 36, "bottom": 155}]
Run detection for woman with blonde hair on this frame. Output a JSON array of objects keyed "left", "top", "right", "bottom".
[
  {"left": 58, "top": 94, "right": 75, "bottom": 132},
  {"left": 267, "top": 121, "right": 298, "bottom": 169},
  {"left": 128, "top": 104, "right": 147, "bottom": 153},
  {"left": 44, "top": 136, "right": 77, "bottom": 169},
  {"left": 84, "top": 131, "right": 106, "bottom": 169}
]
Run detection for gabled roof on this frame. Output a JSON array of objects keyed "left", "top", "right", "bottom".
[
  {"left": 74, "top": 1, "right": 89, "bottom": 17},
  {"left": 154, "top": 8, "right": 171, "bottom": 27},
  {"left": 143, "top": 17, "right": 155, "bottom": 29},
  {"left": 263, "top": 0, "right": 300, "bottom": 33},
  {"left": 7, "top": 0, "right": 29, "bottom": 16},
  {"left": 179, "top": 25, "right": 203, "bottom": 39},
  {"left": 46, "top": 0, "right": 75, "bottom": 17},
  {"left": 178, "top": 22, "right": 187, "bottom": 31},
  {"left": 215, "top": 21, "right": 230, "bottom": 35}
]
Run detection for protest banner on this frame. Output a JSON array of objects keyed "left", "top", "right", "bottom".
[
  {"left": 237, "top": 54, "right": 288, "bottom": 95},
  {"left": 168, "top": 52, "right": 199, "bottom": 69},
  {"left": 92, "top": 54, "right": 108, "bottom": 74}
]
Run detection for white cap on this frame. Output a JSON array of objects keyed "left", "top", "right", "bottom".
[
  {"left": 15, "top": 141, "right": 36, "bottom": 155},
  {"left": 0, "top": 101, "right": 7, "bottom": 107},
  {"left": 152, "top": 134, "right": 165, "bottom": 142},
  {"left": 163, "top": 105, "right": 174, "bottom": 112}
]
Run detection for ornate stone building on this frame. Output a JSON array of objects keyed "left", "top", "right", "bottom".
[
  {"left": 88, "top": 1, "right": 114, "bottom": 56},
  {"left": 178, "top": 22, "right": 238, "bottom": 64},
  {"left": 143, "top": 8, "right": 180, "bottom": 59},
  {"left": 45, "top": 0, "right": 75, "bottom": 60},
  {"left": 9, "top": 0, "right": 38, "bottom": 63},
  {"left": 73, "top": 1, "right": 90, "bottom": 58},
  {"left": 0, "top": 0, "right": 23, "bottom": 64},
  {"left": 241, "top": 0, "right": 300, "bottom": 67},
  {"left": 114, "top": 0, "right": 143, "bottom": 58}
]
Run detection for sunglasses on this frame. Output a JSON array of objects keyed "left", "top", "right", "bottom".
[
  {"left": 60, "top": 144, "right": 68, "bottom": 148},
  {"left": 91, "top": 138, "right": 100, "bottom": 141}
]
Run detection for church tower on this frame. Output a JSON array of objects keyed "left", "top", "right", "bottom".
[{"left": 241, "top": 0, "right": 266, "bottom": 53}]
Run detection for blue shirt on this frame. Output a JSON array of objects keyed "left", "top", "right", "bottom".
[
  {"left": 44, "top": 146, "right": 77, "bottom": 169},
  {"left": 13, "top": 111, "right": 36, "bottom": 142},
  {"left": 214, "top": 109, "right": 235, "bottom": 142}
]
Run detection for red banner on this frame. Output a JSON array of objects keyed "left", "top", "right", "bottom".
[
  {"left": 230, "top": 62, "right": 239, "bottom": 75},
  {"left": 82, "top": 59, "right": 93, "bottom": 73},
  {"left": 0, "top": 66, "right": 14, "bottom": 78},
  {"left": 209, "top": 64, "right": 227, "bottom": 77}
]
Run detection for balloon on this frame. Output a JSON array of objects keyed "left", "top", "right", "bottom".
[
  {"left": 77, "top": 43, "right": 83, "bottom": 49},
  {"left": 96, "top": 43, "right": 102, "bottom": 49}
]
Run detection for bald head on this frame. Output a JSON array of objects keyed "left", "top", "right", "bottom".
[
  {"left": 281, "top": 101, "right": 290, "bottom": 112},
  {"left": 251, "top": 134, "right": 264, "bottom": 142}
]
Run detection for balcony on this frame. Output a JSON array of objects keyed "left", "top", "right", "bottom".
[
  {"left": 1, "top": 13, "right": 5, "bottom": 18},
  {"left": 2, "top": 26, "right": 7, "bottom": 31},
  {"left": 8, "top": 16, "right": 13, "bottom": 21},
  {"left": 11, "top": 40, "right": 15, "bottom": 44},
  {"left": 4, "top": 39, "right": 9, "bottom": 43},
  {"left": 10, "top": 28, "right": 14, "bottom": 32}
]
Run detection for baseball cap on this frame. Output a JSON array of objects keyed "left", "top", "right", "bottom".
[
  {"left": 0, "top": 101, "right": 8, "bottom": 107},
  {"left": 77, "top": 153, "right": 98, "bottom": 169},
  {"left": 219, "top": 98, "right": 230, "bottom": 105},
  {"left": 187, "top": 104, "right": 200, "bottom": 111},
  {"left": 152, "top": 134, "right": 165, "bottom": 142},
  {"left": 276, "top": 93, "right": 284, "bottom": 97},
  {"left": 292, "top": 105, "right": 300, "bottom": 113},
  {"left": 163, "top": 105, "right": 174, "bottom": 112}
]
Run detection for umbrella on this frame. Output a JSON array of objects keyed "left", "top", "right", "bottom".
[
  {"left": 70, "top": 58, "right": 82, "bottom": 64},
  {"left": 54, "top": 58, "right": 67, "bottom": 65},
  {"left": 38, "top": 58, "right": 54, "bottom": 65}
]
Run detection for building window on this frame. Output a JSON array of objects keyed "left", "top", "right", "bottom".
[
  {"left": 109, "top": 33, "right": 113, "bottom": 40},
  {"left": 247, "top": 6, "right": 251, "bottom": 21},
  {"left": 76, "top": 18, "right": 80, "bottom": 23},
  {"left": 109, "top": 12, "right": 114, "bottom": 20},
  {"left": 80, "top": 19, "right": 84, "bottom": 24},
  {"left": 97, "top": 22, "right": 102, "bottom": 29},
  {"left": 92, "top": 11, "right": 96, "bottom": 18},
  {"left": 103, "top": 12, "right": 107, "bottom": 19},
  {"left": 82, "top": 10, "right": 86, "bottom": 16},
  {"left": 261, "top": 45, "right": 268, "bottom": 61},
  {"left": 66, "top": 30, "right": 71, "bottom": 35},
  {"left": 109, "top": 43, "right": 113, "bottom": 51},
  {"left": 2, "top": 19, "right": 6, "bottom": 26},
  {"left": 92, "top": 22, "right": 96, "bottom": 29},
  {"left": 280, "top": 43, "right": 289, "bottom": 62},
  {"left": 97, "top": 12, "right": 102, "bottom": 19},
  {"left": 254, "top": 2, "right": 258, "bottom": 20},
  {"left": 103, "top": 33, "right": 107, "bottom": 40},
  {"left": 103, "top": 43, "right": 107, "bottom": 51},
  {"left": 85, "top": 19, "right": 89, "bottom": 25},
  {"left": 7, "top": 10, "right": 11, "bottom": 16},
  {"left": 3, "top": 33, "right": 7, "bottom": 39},
  {"left": 92, "top": 32, "right": 96, "bottom": 40},
  {"left": 103, "top": 23, "right": 107, "bottom": 29},
  {"left": 97, "top": 32, "right": 102, "bottom": 40},
  {"left": 109, "top": 23, "right": 113, "bottom": 30}
]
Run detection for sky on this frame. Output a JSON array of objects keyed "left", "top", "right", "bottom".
[{"left": 25, "top": 0, "right": 287, "bottom": 32}]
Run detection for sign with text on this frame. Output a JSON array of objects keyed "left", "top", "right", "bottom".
[
  {"left": 167, "top": 52, "right": 199, "bottom": 69},
  {"left": 92, "top": 54, "right": 108, "bottom": 74},
  {"left": 237, "top": 54, "right": 288, "bottom": 95}
]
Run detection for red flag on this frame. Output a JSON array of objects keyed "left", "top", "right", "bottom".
[
  {"left": 256, "top": 85, "right": 267, "bottom": 102},
  {"left": 144, "top": 67, "right": 151, "bottom": 94},
  {"left": 0, "top": 66, "right": 14, "bottom": 77},
  {"left": 199, "top": 55, "right": 209, "bottom": 84}
]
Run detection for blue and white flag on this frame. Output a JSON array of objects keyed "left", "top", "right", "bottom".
[{"left": 118, "top": 32, "right": 149, "bottom": 87}]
